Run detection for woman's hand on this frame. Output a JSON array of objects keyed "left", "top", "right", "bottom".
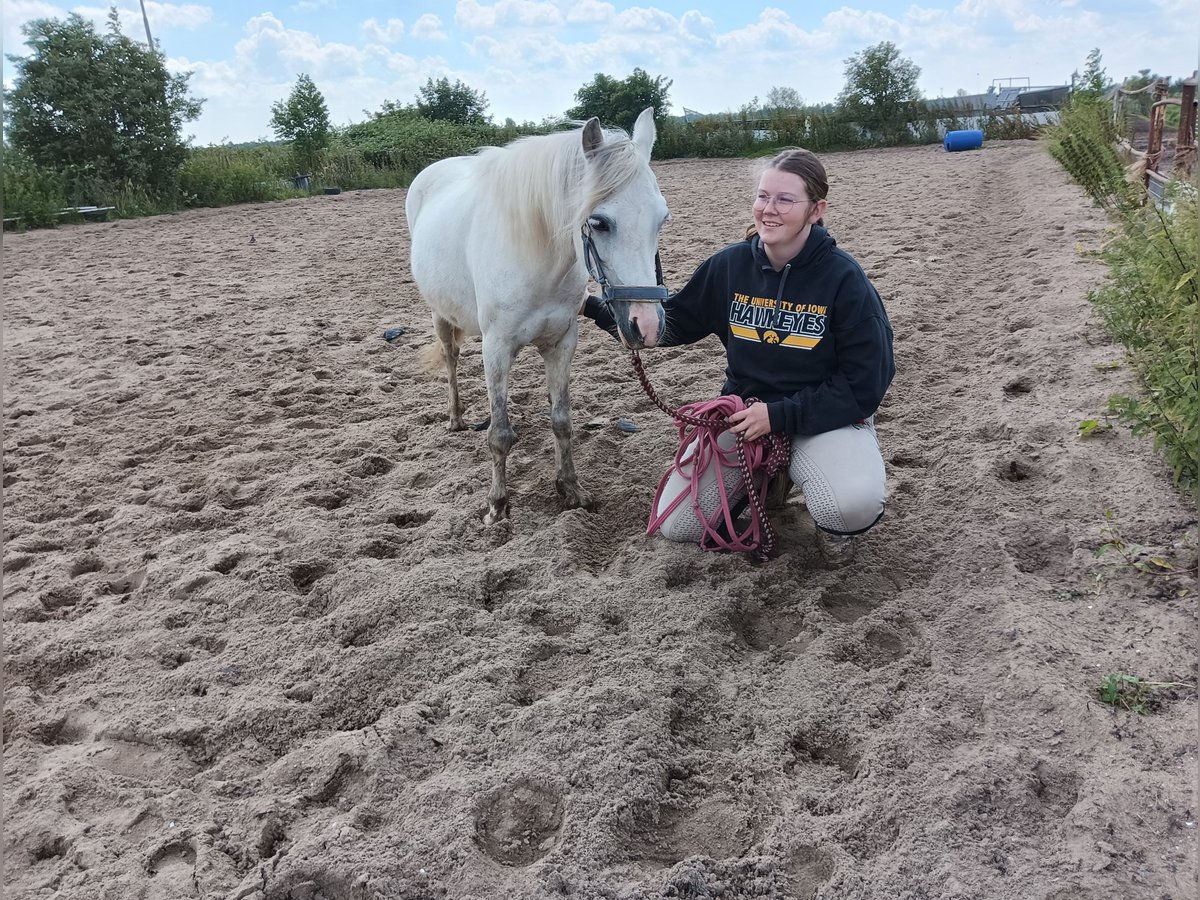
[{"left": 726, "top": 403, "right": 772, "bottom": 442}]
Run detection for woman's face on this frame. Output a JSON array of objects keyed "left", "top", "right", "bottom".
[{"left": 752, "top": 168, "right": 824, "bottom": 256}]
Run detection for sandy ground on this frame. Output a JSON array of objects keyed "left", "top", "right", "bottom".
[{"left": 2, "top": 140, "right": 1197, "bottom": 900}]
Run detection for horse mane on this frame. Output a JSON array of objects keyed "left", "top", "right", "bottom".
[{"left": 475, "top": 124, "right": 646, "bottom": 274}]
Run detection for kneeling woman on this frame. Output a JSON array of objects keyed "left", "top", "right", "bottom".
[{"left": 582, "top": 148, "right": 895, "bottom": 564}]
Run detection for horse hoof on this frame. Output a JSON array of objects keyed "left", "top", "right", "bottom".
[
  {"left": 484, "top": 500, "right": 510, "bottom": 525},
  {"left": 557, "top": 481, "right": 594, "bottom": 511}
]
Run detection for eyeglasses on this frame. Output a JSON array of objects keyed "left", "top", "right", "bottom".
[{"left": 753, "top": 192, "right": 808, "bottom": 213}]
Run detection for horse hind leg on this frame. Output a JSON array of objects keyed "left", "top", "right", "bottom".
[
  {"left": 539, "top": 331, "right": 593, "bottom": 512},
  {"left": 432, "top": 315, "right": 466, "bottom": 431}
]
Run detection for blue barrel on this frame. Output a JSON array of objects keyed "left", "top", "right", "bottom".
[{"left": 944, "top": 129, "right": 984, "bottom": 152}]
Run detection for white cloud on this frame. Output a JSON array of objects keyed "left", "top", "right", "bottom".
[
  {"left": 819, "top": 8, "right": 901, "bottom": 43},
  {"left": 455, "top": 0, "right": 563, "bottom": 31},
  {"left": 235, "top": 13, "right": 368, "bottom": 76},
  {"left": 611, "top": 5, "right": 676, "bottom": 34},
  {"left": 144, "top": 1, "right": 212, "bottom": 29},
  {"left": 361, "top": 17, "right": 404, "bottom": 44},
  {"left": 716, "top": 8, "right": 824, "bottom": 53},
  {"left": 564, "top": 0, "right": 612, "bottom": 26},
  {"left": 1151, "top": 0, "right": 1198, "bottom": 15},
  {"left": 952, "top": 0, "right": 1014, "bottom": 19},
  {"left": 679, "top": 10, "right": 717, "bottom": 44},
  {"left": 410, "top": 13, "right": 446, "bottom": 40}
]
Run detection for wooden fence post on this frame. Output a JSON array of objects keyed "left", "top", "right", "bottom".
[
  {"left": 1177, "top": 76, "right": 1196, "bottom": 176},
  {"left": 1145, "top": 78, "right": 1168, "bottom": 184}
]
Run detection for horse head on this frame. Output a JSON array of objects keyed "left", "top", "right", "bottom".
[{"left": 580, "top": 107, "right": 669, "bottom": 350}]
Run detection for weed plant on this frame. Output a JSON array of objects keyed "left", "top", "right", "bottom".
[{"left": 1096, "top": 673, "right": 1187, "bottom": 714}]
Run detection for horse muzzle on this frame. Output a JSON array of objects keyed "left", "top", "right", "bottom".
[{"left": 606, "top": 288, "right": 667, "bottom": 349}]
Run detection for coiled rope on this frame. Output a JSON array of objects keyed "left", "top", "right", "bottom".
[{"left": 631, "top": 351, "right": 791, "bottom": 562}]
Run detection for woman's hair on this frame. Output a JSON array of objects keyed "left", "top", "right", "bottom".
[
  {"left": 745, "top": 147, "right": 827, "bottom": 239},
  {"left": 767, "top": 148, "right": 829, "bottom": 203}
]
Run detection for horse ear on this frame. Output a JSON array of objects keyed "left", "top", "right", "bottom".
[
  {"left": 632, "top": 107, "right": 656, "bottom": 160},
  {"left": 582, "top": 118, "right": 603, "bottom": 159}
]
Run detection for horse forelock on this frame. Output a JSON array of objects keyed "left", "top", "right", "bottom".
[
  {"left": 476, "top": 126, "right": 648, "bottom": 278},
  {"left": 577, "top": 132, "right": 645, "bottom": 220}
]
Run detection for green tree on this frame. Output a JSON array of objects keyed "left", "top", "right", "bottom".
[
  {"left": 414, "top": 77, "right": 490, "bottom": 125},
  {"left": 1072, "top": 48, "right": 1108, "bottom": 98},
  {"left": 836, "top": 41, "right": 922, "bottom": 143},
  {"left": 566, "top": 68, "right": 672, "bottom": 133},
  {"left": 765, "top": 86, "right": 803, "bottom": 111},
  {"left": 3, "top": 8, "right": 203, "bottom": 196},
  {"left": 270, "top": 73, "right": 332, "bottom": 175}
]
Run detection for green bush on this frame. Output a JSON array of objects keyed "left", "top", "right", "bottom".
[
  {"left": 180, "top": 145, "right": 294, "bottom": 207},
  {"left": 316, "top": 150, "right": 409, "bottom": 191},
  {"left": 1089, "top": 187, "right": 1199, "bottom": 496},
  {"left": 1044, "top": 93, "right": 1137, "bottom": 211},
  {"left": 336, "top": 115, "right": 524, "bottom": 177},
  {"left": 1044, "top": 80, "right": 1197, "bottom": 496},
  {"left": 2, "top": 148, "right": 68, "bottom": 228}
]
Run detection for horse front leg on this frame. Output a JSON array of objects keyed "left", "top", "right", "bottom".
[
  {"left": 481, "top": 336, "right": 518, "bottom": 525},
  {"left": 539, "top": 326, "right": 593, "bottom": 511},
  {"left": 432, "top": 314, "right": 466, "bottom": 431}
]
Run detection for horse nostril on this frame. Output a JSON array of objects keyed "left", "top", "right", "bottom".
[{"left": 628, "top": 316, "right": 644, "bottom": 341}]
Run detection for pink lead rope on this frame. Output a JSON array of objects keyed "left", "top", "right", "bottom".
[{"left": 631, "top": 352, "right": 791, "bottom": 562}]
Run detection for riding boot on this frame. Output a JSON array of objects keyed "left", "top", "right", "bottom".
[
  {"left": 817, "top": 529, "right": 857, "bottom": 568},
  {"left": 765, "top": 471, "right": 793, "bottom": 509}
]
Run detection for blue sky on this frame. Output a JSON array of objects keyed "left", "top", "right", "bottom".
[{"left": 3, "top": 1, "right": 1197, "bottom": 146}]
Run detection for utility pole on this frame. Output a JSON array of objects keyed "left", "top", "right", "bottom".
[{"left": 139, "top": 0, "right": 154, "bottom": 48}]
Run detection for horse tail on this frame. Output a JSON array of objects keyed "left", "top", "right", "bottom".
[{"left": 418, "top": 341, "right": 444, "bottom": 375}]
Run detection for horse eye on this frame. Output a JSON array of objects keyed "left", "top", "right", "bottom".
[{"left": 588, "top": 216, "right": 610, "bottom": 232}]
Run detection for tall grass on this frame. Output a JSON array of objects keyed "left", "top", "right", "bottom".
[{"left": 1044, "top": 94, "right": 1199, "bottom": 496}]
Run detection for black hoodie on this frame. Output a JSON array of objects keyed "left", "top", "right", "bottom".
[{"left": 585, "top": 225, "right": 895, "bottom": 436}]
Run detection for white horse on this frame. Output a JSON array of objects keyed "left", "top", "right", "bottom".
[{"left": 405, "top": 108, "right": 669, "bottom": 524}]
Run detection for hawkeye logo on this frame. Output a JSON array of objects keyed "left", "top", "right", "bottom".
[{"left": 729, "top": 292, "right": 826, "bottom": 349}]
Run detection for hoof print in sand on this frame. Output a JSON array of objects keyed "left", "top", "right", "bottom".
[
  {"left": 349, "top": 454, "right": 394, "bottom": 478},
  {"left": 786, "top": 845, "right": 835, "bottom": 897},
  {"left": 819, "top": 589, "right": 876, "bottom": 624},
  {"left": 669, "top": 692, "right": 753, "bottom": 752},
  {"left": 289, "top": 561, "right": 331, "bottom": 594},
  {"left": 145, "top": 839, "right": 198, "bottom": 900},
  {"left": 786, "top": 730, "right": 861, "bottom": 779},
  {"left": 508, "top": 646, "right": 573, "bottom": 706},
  {"left": 475, "top": 781, "right": 564, "bottom": 867},
  {"left": 624, "top": 797, "right": 758, "bottom": 867},
  {"left": 146, "top": 838, "right": 196, "bottom": 874},
  {"left": 730, "top": 603, "right": 808, "bottom": 652},
  {"left": 853, "top": 627, "right": 912, "bottom": 669},
  {"left": 388, "top": 510, "right": 433, "bottom": 530},
  {"left": 1002, "top": 376, "right": 1034, "bottom": 397}
]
